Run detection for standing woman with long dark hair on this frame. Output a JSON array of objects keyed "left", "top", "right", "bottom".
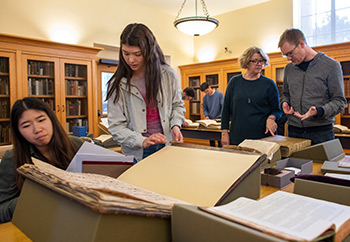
[
  {"left": 0, "top": 97, "right": 84, "bottom": 223},
  {"left": 106, "top": 23, "right": 185, "bottom": 163}
]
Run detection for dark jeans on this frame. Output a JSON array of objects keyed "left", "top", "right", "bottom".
[
  {"left": 133, "top": 143, "right": 166, "bottom": 164},
  {"left": 210, "top": 140, "right": 222, "bottom": 147},
  {"left": 288, "top": 124, "right": 334, "bottom": 145}
]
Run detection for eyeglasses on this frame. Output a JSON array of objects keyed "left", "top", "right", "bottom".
[
  {"left": 249, "top": 59, "right": 265, "bottom": 65},
  {"left": 282, "top": 44, "right": 299, "bottom": 58}
]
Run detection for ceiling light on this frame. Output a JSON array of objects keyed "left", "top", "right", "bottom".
[{"left": 174, "top": 0, "right": 219, "bottom": 36}]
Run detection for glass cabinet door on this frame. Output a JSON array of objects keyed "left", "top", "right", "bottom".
[
  {"left": 188, "top": 75, "right": 201, "bottom": 121},
  {"left": 0, "top": 55, "right": 14, "bottom": 144},
  {"left": 63, "top": 60, "right": 91, "bottom": 133},
  {"left": 26, "top": 59, "right": 56, "bottom": 110}
]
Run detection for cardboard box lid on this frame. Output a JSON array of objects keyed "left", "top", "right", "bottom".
[
  {"left": 292, "top": 139, "right": 344, "bottom": 163},
  {"left": 118, "top": 144, "right": 265, "bottom": 206}
]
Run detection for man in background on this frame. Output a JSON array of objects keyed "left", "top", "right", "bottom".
[
  {"left": 183, "top": 87, "right": 195, "bottom": 101},
  {"left": 278, "top": 28, "right": 346, "bottom": 144},
  {"left": 182, "top": 87, "right": 196, "bottom": 127},
  {"left": 200, "top": 82, "right": 224, "bottom": 147}
]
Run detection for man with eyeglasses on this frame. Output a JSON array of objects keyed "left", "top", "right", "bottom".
[{"left": 278, "top": 28, "right": 346, "bottom": 144}]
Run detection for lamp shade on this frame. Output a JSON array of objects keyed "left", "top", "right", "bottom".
[{"left": 174, "top": 16, "right": 219, "bottom": 36}]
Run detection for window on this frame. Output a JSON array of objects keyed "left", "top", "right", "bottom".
[
  {"left": 294, "top": 0, "right": 350, "bottom": 46},
  {"left": 101, "top": 72, "right": 114, "bottom": 115}
]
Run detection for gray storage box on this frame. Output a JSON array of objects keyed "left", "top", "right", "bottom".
[
  {"left": 292, "top": 139, "right": 344, "bottom": 163},
  {"left": 293, "top": 178, "right": 350, "bottom": 206},
  {"left": 261, "top": 169, "right": 295, "bottom": 188},
  {"left": 276, "top": 157, "right": 313, "bottom": 175}
]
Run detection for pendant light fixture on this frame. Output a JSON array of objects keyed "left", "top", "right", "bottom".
[{"left": 174, "top": 0, "right": 219, "bottom": 36}]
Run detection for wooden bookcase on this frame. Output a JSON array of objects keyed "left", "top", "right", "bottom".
[
  {"left": 0, "top": 52, "right": 16, "bottom": 145},
  {"left": 180, "top": 42, "right": 350, "bottom": 126},
  {"left": 0, "top": 34, "right": 101, "bottom": 144}
]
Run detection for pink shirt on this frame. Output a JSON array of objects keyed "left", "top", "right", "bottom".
[{"left": 133, "top": 79, "right": 163, "bottom": 137}]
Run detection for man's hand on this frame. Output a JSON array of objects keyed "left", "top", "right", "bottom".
[
  {"left": 282, "top": 102, "right": 294, "bottom": 115},
  {"left": 294, "top": 106, "right": 317, "bottom": 120}
]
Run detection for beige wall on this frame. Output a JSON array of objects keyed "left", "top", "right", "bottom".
[
  {"left": 192, "top": 0, "right": 293, "bottom": 63},
  {"left": 0, "top": 0, "right": 293, "bottom": 84},
  {"left": 0, "top": 0, "right": 193, "bottom": 81}
]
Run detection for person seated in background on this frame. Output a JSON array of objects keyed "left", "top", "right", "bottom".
[
  {"left": 182, "top": 87, "right": 195, "bottom": 101},
  {"left": 0, "top": 97, "right": 84, "bottom": 223},
  {"left": 200, "top": 82, "right": 224, "bottom": 147},
  {"left": 221, "top": 46, "right": 282, "bottom": 145}
]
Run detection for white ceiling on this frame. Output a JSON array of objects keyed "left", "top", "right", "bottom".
[{"left": 131, "top": 0, "right": 271, "bottom": 18}]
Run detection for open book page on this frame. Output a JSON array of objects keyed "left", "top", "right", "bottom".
[
  {"left": 18, "top": 158, "right": 188, "bottom": 215},
  {"left": 238, "top": 139, "right": 280, "bottom": 159},
  {"left": 94, "top": 134, "right": 113, "bottom": 143},
  {"left": 183, "top": 119, "right": 200, "bottom": 128},
  {"left": 325, "top": 173, "right": 350, "bottom": 180},
  {"left": 338, "top": 156, "right": 350, "bottom": 168},
  {"left": 196, "top": 119, "right": 220, "bottom": 128},
  {"left": 201, "top": 191, "right": 350, "bottom": 241},
  {"left": 67, "top": 142, "right": 133, "bottom": 173}
]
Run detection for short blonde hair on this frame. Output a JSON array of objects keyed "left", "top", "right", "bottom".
[{"left": 238, "top": 46, "right": 269, "bottom": 69}]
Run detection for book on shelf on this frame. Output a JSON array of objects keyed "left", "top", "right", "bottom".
[
  {"left": 200, "top": 191, "right": 350, "bottom": 242},
  {"left": 0, "top": 76, "right": 9, "bottom": 95},
  {"left": 261, "top": 135, "right": 311, "bottom": 157},
  {"left": 17, "top": 157, "right": 187, "bottom": 216},
  {"left": 196, "top": 119, "right": 221, "bottom": 129},
  {"left": 238, "top": 139, "right": 280, "bottom": 159}
]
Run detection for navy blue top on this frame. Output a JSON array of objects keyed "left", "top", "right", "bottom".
[
  {"left": 202, "top": 90, "right": 224, "bottom": 119},
  {"left": 221, "top": 74, "right": 282, "bottom": 145}
]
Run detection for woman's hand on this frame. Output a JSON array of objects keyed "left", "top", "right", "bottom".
[
  {"left": 171, "top": 125, "right": 183, "bottom": 143},
  {"left": 265, "top": 116, "right": 277, "bottom": 136},
  {"left": 142, "top": 133, "right": 167, "bottom": 148},
  {"left": 221, "top": 130, "right": 230, "bottom": 146}
]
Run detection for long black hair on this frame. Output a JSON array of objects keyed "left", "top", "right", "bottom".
[
  {"left": 106, "top": 23, "right": 167, "bottom": 105},
  {"left": 11, "top": 97, "right": 78, "bottom": 188}
]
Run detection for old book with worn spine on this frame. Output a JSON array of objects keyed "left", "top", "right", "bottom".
[
  {"left": 17, "top": 158, "right": 187, "bottom": 217},
  {"left": 261, "top": 135, "right": 311, "bottom": 157}
]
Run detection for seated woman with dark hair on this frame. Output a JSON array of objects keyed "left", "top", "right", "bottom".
[{"left": 0, "top": 97, "right": 84, "bottom": 223}]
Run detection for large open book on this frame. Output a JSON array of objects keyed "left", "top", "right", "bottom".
[
  {"left": 200, "top": 191, "right": 350, "bottom": 242},
  {"left": 196, "top": 119, "right": 221, "bottom": 129},
  {"left": 17, "top": 158, "right": 187, "bottom": 217},
  {"left": 238, "top": 139, "right": 280, "bottom": 159},
  {"left": 261, "top": 135, "right": 311, "bottom": 157},
  {"left": 183, "top": 119, "right": 200, "bottom": 128}
]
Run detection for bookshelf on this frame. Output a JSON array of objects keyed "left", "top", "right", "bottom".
[
  {"left": 0, "top": 33, "right": 101, "bottom": 144},
  {"left": 0, "top": 53, "right": 16, "bottom": 145}
]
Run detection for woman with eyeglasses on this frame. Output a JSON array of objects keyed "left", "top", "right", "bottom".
[{"left": 221, "top": 46, "right": 282, "bottom": 145}]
